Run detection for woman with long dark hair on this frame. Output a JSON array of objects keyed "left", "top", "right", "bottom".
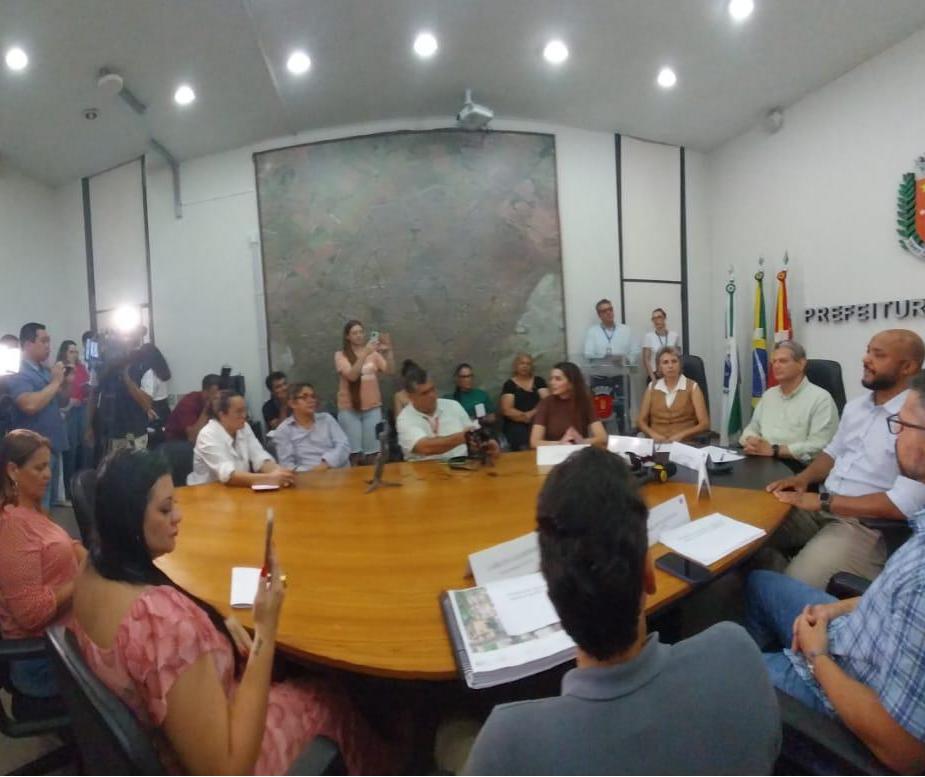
[
  {"left": 70, "top": 448, "right": 398, "bottom": 774},
  {"left": 57, "top": 339, "right": 90, "bottom": 497},
  {"left": 334, "top": 320, "right": 394, "bottom": 465},
  {"left": 529, "top": 361, "right": 607, "bottom": 448},
  {"left": 0, "top": 430, "right": 85, "bottom": 697}
]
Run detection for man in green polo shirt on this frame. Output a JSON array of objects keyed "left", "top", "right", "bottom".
[{"left": 740, "top": 340, "right": 839, "bottom": 463}]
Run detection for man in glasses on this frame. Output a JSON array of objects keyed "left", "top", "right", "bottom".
[
  {"left": 763, "top": 329, "right": 925, "bottom": 588},
  {"left": 270, "top": 382, "right": 350, "bottom": 471},
  {"left": 744, "top": 370, "right": 925, "bottom": 773},
  {"left": 582, "top": 299, "right": 637, "bottom": 434}
]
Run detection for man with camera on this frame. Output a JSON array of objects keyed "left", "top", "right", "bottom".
[
  {"left": 89, "top": 327, "right": 151, "bottom": 453},
  {"left": 397, "top": 364, "right": 500, "bottom": 463},
  {"left": 6, "top": 322, "right": 70, "bottom": 508}
]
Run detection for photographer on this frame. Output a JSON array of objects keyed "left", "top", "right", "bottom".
[{"left": 91, "top": 328, "right": 150, "bottom": 454}]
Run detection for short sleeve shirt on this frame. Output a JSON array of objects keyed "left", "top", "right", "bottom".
[{"left": 6, "top": 360, "right": 67, "bottom": 451}]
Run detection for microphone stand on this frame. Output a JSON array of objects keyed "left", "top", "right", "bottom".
[{"left": 365, "top": 421, "right": 402, "bottom": 493}]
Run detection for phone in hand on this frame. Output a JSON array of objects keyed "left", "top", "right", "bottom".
[
  {"left": 260, "top": 509, "right": 274, "bottom": 578},
  {"left": 655, "top": 552, "right": 712, "bottom": 585},
  {"left": 369, "top": 330, "right": 380, "bottom": 344}
]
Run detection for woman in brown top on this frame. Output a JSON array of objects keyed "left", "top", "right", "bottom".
[
  {"left": 530, "top": 362, "right": 607, "bottom": 449},
  {"left": 637, "top": 347, "right": 710, "bottom": 443}
]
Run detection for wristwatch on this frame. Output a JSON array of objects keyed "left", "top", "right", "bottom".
[
  {"left": 807, "top": 649, "right": 830, "bottom": 676},
  {"left": 820, "top": 489, "right": 832, "bottom": 511},
  {"left": 771, "top": 444, "right": 780, "bottom": 459}
]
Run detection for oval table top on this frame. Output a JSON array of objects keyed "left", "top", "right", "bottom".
[{"left": 157, "top": 451, "right": 791, "bottom": 680}]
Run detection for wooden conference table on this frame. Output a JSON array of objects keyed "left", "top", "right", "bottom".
[{"left": 158, "top": 451, "right": 792, "bottom": 681}]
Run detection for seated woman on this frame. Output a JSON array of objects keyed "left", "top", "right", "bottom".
[
  {"left": 500, "top": 353, "right": 549, "bottom": 451},
  {"left": 0, "top": 429, "right": 85, "bottom": 698},
  {"left": 188, "top": 391, "right": 296, "bottom": 487},
  {"left": 70, "top": 449, "right": 398, "bottom": 774},
  {"left": 529, "top": 362, "right": 607, "bottom": 449},
  {"left": 444, "top": 363, "right": 496, "bottom": 425},
  {"left": 271, "top": 383, "right": 350, "bottom": 472},
  {"left": 637, "top": 346, "right": 710, "bottom": 443}
]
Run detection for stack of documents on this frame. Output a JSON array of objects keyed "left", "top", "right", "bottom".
[
  {"left": 230, "top": 567, "right": 261, "bottom": 608},
  {"left": 536, "top": 444, "right": 588, "bottom": 466},
  {"left": 658, "top": 513, "right": 766, "bottom": 566}
]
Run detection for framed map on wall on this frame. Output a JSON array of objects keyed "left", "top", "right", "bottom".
[{"left": 254, "top": 129, "right": 565, "bottom": 413}]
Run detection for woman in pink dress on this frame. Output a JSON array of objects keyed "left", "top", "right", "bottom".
[
  {"left": 70, "top": 449, "right": 399, "bottom": 775},
  {"left": 0, "top": 429, "right": 85, "bottom": 697}
]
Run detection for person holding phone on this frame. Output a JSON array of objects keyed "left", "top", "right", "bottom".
[
  {"left": 335, "top": 320, "right": 394, "bottom": 465},
  {"left": 188, "top": 391, "right": 295, "bottom": 487},
  {"left": 465, "top": 447, "right": 780, "bottom": 774},
  {"left": 70, "top": 448, "right": 398, "bottom": 774}
]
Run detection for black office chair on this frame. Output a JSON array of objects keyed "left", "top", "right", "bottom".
[
  {"left": 681, "top": 354, "right": 712, "bottom": 443},
  {"left": 46, "top": 625, "right": 345, "bottom": 776},
  {"left": 0, "top": 634, "right": 73, "bottom": 774},
  {"left": 156, "top": 440, "right": 194, "bottom": 487},
  {"left": 71, "top": 469, "right": 97, "bottom": 545},
  {"left": 805, "top": 359, "right": 847, "bottom": 417}
]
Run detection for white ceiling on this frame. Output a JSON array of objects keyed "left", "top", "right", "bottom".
[{"left": 1, "top": 0, "right": 924, "bottom": 186}]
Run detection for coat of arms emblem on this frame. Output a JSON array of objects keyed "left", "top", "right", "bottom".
[{"left": 897, "top": 155, "right": 925, "bottom": 258}]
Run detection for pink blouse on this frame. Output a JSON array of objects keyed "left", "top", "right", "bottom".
[
  {"left": 0, "top": 504, "right": 79, "bottom": 639},
  {"left": 334, "top": 351, "right": 387, "bottom": 411},
  {"left": 71, "top": 585, "right": 398, "bottom": 775}
]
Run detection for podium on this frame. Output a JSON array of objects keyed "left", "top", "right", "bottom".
[{"left": 576, "top": 356, "right": 639, "bottom": 434}]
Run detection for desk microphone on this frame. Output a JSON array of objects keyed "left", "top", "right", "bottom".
[{"left": 365, "top": 420, "right": 401, "bottom": 493}]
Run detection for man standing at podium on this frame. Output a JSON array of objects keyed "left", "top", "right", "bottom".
[{"left": 582, "top": 299, "right": 636, "bottom": 434}]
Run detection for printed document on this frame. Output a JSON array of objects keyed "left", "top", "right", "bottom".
[{"left": 659, "top": 513, "right": 766, "bottom": 567}]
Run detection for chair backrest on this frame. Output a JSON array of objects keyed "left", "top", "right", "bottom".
[
  {"left": 45, "top": 625, "right": 165, "bottom": 775},
  {"left": 70, "top": 469, "right": 97, "bottom": 546},
  {"left": 805, "top": 359, "right": 847, "bottom": 416},
  {"left": 681, "top": 354, "right": 710, "bottom": 413},
  {"left": 156, "top": 440, "right": 194, "bottom": 487}
]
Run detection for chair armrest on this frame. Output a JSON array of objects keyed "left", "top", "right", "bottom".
[
  {"left": 0, "top": 637, "right": 48, "bottom": 662},
  {"left": 826, "top": 572, "right": 871, "bottom": 599},
  {"left": 777, "top": 690, "right": 892, "bottom": 775},
  {"left": 286, "top": 735, "right": 345, "bottom": 775},
  {"left": 859, "top": 518, "right": 910, "bottom": 534}
]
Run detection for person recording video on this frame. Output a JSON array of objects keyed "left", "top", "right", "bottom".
[{"left": 88, "top": 327, "right": 150, "bottom": 453}]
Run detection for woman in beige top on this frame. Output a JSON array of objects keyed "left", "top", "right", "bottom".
[
  {"left": 637, "top": 347, "right": 710, "bottom": 443},
  {"left": 334, "top": 320, "right": 394, "bottom": 465}
]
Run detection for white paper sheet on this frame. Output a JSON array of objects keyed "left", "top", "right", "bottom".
[
  {"left": 470, "top": 532, "right": 540, "bottom": 587},
  {"left": 655, "top": 442, "right": 674, "bottom": 454},
  {"left": 485, "top": 572, "right": 560, "bottom": 636},
  {"left": 704, "top": 445, "right": 746, "bottom": 463},
  {"left": 230, "top": 567, "right": 261, "bottom": 608},
  {"left": 251, "top": 483, "right": 280, "bottom": 491},
  {"left": 536, "top": 444, "right": 588, "bottom": 466},
  {"left": 647, "top": 494, "right": 691, "bottom": 546},
  {"left": 668, "top": 441, "right": 707, "bottom": 471},
  {"left": 607, "top": 436, "right": 654, "bottom": 457},
  {"left": 659, "top": 513, "right": 766, "bottom": 567}
]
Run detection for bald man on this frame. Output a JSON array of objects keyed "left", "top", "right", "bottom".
[{"left": 763, "top": 329, "right": 925, "bottom": 588}]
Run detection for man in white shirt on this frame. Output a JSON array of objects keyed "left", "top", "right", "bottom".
[
  {"left": 582, "top": 299, "right": 636, "bottom": 434},
  {"left": 765, "top": 329, "right": 925, "bottom": 588},
  {"left": 397, "top": 365, "right": 499, "bottom": 462}
]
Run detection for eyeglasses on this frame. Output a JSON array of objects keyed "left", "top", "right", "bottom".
[
  {"left": 293, "top": 393, "right": 314, "bottom": 402},
  {"left": 457, "top": 373, "right": 474, "bottom": 379},
  {"left": 887, "top": 413, "right": 925, "bottom": 435},
  {"left": 598, "top": 307, "right": 613, "bottom": 313}
]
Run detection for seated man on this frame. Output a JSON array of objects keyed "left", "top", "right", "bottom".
[
  {"left": 262, "top": 371, "right": 289, "bottom": 431},
  {"left": 740, "top": 340, "right": 839, "bottom": 463},
  {"left": 397, "top": 364, "right": 498, "bottom": 462},
  {"left": 465, "top": 447, "right": 780, "bottom": 775},
  {"left": 765, "top": 329, "right": 925, "bottom": 588},
  {"left": 164, "top": 373, "right": 222, "bottom": 442},
  {"left": 271, "top": 383, "right": 349, "bottom": 472},
  {"left": 745, "top": 371, "right": 925, "bottom": 773}
]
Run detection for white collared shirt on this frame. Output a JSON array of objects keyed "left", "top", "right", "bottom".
[
  {"left": 188, "top": 419, "right": 274, "bottom": 485},
  {"left": 652, "top": 375, "right": 688, "bottom": 408},
  {"left": 397, "top": 398, "right": 471, "bottom": 461},
  {"left": 642, "top": 330, "right": 681, "bottom": 373},
  {"left": 583, "top": 323, "right": 637, "bottom": 362},
  {"left": 824, "top": 389, "right": 925, "bottom": 517}
]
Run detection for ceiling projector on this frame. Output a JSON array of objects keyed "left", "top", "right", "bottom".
[{"left": 457, "top": 89, "right": 494, "bottom": 130}]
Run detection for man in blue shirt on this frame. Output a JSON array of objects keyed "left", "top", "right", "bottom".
[
  {"left": 746, "top": 369, "right": 925, "bottom": 773},
  {"left": 6, "top": 322, "right": 69, "bottom": 508},
  {"left": 270, "top": 383, "right": 350, "bottom": 471}
]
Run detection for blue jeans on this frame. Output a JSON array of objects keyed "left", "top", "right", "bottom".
[
  {"left": 745, "top": 570, "right": 835, "bottom": 714},
  {"left": 10, "top": 656, "right": 58, "bottom": 698}
]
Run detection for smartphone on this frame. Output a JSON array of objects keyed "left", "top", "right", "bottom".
[
  {"left": 655, "top": 552, "right": 712, "bottom": 585},
  {"left": 369, "top": 330, "right": 380, "bottom": 343},
  {"left": 261, "top": 509, "right": 274, "bottom": 578}
]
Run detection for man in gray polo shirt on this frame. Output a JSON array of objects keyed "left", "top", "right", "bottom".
[{"left": 464, "top": 447, "right": 781, "bottom": 775}]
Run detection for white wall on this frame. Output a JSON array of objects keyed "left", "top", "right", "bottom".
[
  {"left": 145, "top": 117, "right": 630, "bottom": 415},
  {"left": 706, "top": 26, "right": 925, "bottom": 420},
  {"left": 0, "top": 170, "right": 88, "bottom": 350}
]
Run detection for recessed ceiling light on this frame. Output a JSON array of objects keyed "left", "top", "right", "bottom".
[
  {"left": 543, "top": 39, "right": 569, "bottom": 65},
  {"left": 173, "top": 84, "right": 196, "bottom": 106},
  {"left": 286, "top": 50, "right": 311, "bottom": 75},
  {"left": 5, "top": 47, "right": 28, "bottom": 72},
  {"left": 413, "top": 31, "right": 438, "bottom": 58},
  {"left": 728, "top": 0, "right": 755, "bottom": 21},
  {"left": 657, "top": 67, "right": 677, "bottom": 89}
]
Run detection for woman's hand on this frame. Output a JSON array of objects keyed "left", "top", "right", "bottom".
[
  {"left": 224, "top": 616, "right": 254, "bottom": 657},
  {"left": 253, "top": 547, "right": 285, "bottom": 640}
]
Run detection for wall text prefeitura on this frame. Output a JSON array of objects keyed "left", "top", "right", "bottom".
[{"left": 805, "top": 299, "right": 925, "bottom": 324}]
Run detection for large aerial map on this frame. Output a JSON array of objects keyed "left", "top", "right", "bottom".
[{"left": 255, "top": 130, "right": 565, "bottom": 412}]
